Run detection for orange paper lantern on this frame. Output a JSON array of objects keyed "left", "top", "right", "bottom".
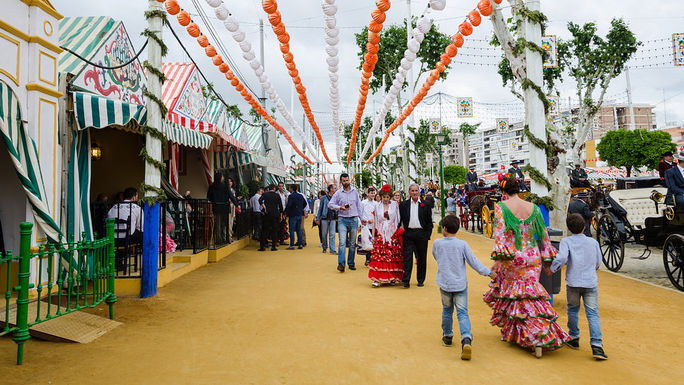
[
  {"left": 478, "top": 0, "right": 493, "bottom": 16},
  {"left": 445, "top": 44, "right": 458, "bottom": 57},
  {"left": 440, "top": 55, "right": 451, "bottom": 66},
  {"left": 277, "top": 32, "right": 290, "bottom": 44},
  {"left": 367, "top": 43, "right": 379, "bottom": 55},
  {"left": 286, "top": 61, "right": 296, "bottom": 71},
  {"left": 187, "top": 23, "right": 201, "bottom": 37},
  {"left": 376, "top": 0, "right": 391, "bottom": 13},
  {"left": 492, "top": 0, "right": 502, "bottom": 3},
  {"left": 459, "top": 22, "right": 473, "bottom": 36},
  {"left": 468, "top": 10, "right": 482, "bottom": 27},
  {"left": 368, "top": 32, "right": 380, "bottom": 45},
  {"left": 272, "top": 23, "right": 286, "bottom": 36},
  {"left": 205, "top": 45, "right": 217, "bottom": 57},
  {"left": 197, "top": 35, "right": 209, "bottom": 47},
  {"left": 371, "top": 9, "right": 386, "bottom": 24},
  {"left": 218, "top": 63, "right": 230, "bottom": 73},
  {"left": 368, "top": 21, "right": 383, "bottom": 33},
  {"left": 436, "top": 62, "right": 446, "bottom": 73},
  {"left": 235, "top": 83, "right": 244, "bottom": 92},
  {"left": 165, "top": 0, "right": 180, "bottom": 15},
  {"left": 177, "top": 11, "right": 191, "bottom": 27},
  {"left": 279, "top": 44, "right": 289, "bottom": 54},
  {"left": 452, "top": 33, "right": 464, "bottom": 47},
  {"left": 289, "top": 69, "right": 298, "bottom": 78},
  {"left": 230, "top": 78, "right": 239, "bottom": 86},
  {"left": 293, "top": 76, "right": 301, "bottom": 85},
  {"left": 283, "top": 52, "right": 294, "bottom": 63},
  {"left": 212, "top": 55, "right": 223, "bottom": 66},
  {"left": 268, "top": 11, "right": 281, "bottom": 26},
  {"left": 262, "top": 0, "right": 278, "bottom": 14}
]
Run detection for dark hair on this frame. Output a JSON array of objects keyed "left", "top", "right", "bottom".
[
  {"left": 362, "top": 193, "right": 367, "bottom": 199},
  {"left": 442, "top": 214, "right": 460, "bottom": 234},
  {"left": 213, "top": 172, "right": 224, "bottom": 187},
  {"left": 327, "top": 184, "right": 334, "bottom": 192},
  {"left": 290, "top": 184, "right": 299, "bottom": 192},
  {"left": 267, "top": 184, "right": 276, "bottom": 191},
  {"left": 500, "top": 174, "right": 520, "bottom": 195},
  {"left": 227, "top": 176, "right": 235, "bottom": 186},
  {"left": 340, "top": 173, "right": 349, "bottom": 179},
  {"left": 319, "top": 190, "right": 326, "bottom": 197},
  {"left": 123, "top": 187, "right": 138, "bottom": 200},
  {"left": 566, "top": 213, "right": 585, "bottom": 234},
  {"left": 367, "top": 187, "right": 375, "bottom": 192}
]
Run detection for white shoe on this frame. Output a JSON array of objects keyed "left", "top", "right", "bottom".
[{"left": 372, "top": 282, "right": 380, "bottom": 287}]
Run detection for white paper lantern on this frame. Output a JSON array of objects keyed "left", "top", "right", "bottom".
[
  {"left": 224, "top": 16, "right": 239, "bottom": 32},
  {"left": 325, "top": 46, "right": 338, "bottom": 57},
  {"left": 326, "top": 27, "right": 339, "bottom": 38},
  {"left": 263, "top": 80, "right": 271, "bottom": 90},
  {"left": 407, "top": 39, "right": 420, "bottom": 53},
  {"left": 243, "top": 51, "right": 255, "bottom": 61},
  {"left": 326, "top": 57, "right": 339, "bottom": 66},
  {"left": 324, "top": 16, "right": 336, "bottom": 29},
  {"left": 405, "top": 51, "right": 417, "bottom": 61},
  {"left": 413, "top": 29, "right": 425, "bottom": 43},
  {"left": 325, "top": 36, "right": 339, "bottom": 46},
  {"left": 258, "top": 74, "right": 267, "bottom": 83},
  {"left": 400, "top": 58, "right": 411, "bottom": 70},
  {"left": 214, "top": 6, "right": 229, "bottom": 20},
  {"left": 429, "top": 0, "right": 446, "bottom": 11},
  {"left": 255, "top": 67, "right": 264, "bottom": 77},
  {"left": 232, "top": 30, "right": 246, "bottom": 42},
  {"left": 206, "top": 0, "right": 222, "bottom": 8},
  {"left": 418, "top": 17, "right": 432, "bottom": 33},
  {"left": 329, "top": 73, "right": 338, "bottom": 82},
  {"left": 329, "top": 64, "right": 338, "bottom": 73},
  {"left": 322, "top": 4, "right": 337, "bottom": 16}
]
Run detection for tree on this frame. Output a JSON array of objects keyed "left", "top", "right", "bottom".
[
  {"left": 444, "top": 165, "right": 467, "bottom": 185},
  {"left": 458, "top": 122, "right": 480, "bottom": 167},
  {"left": 489, "top": 2, "right": 639, "bottom": 228},
  {"left": 596, "top": 130, "right": 675, "bottom": 176},
  {"left": 225, "top": 104, "right": 242, "bottom": 120},
  {"left": 409, "top": 119, "right": 453, "bottom": 178}
]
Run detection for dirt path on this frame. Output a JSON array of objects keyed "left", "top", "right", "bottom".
[{"left": 2, "top": 225, "right": 682, "bottom": 385}]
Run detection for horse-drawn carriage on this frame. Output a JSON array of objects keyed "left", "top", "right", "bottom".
[
  {"left": 595, "top": 177, "right": 684, "bottom": 291},
  {"left": 458, "top": 188, "right": 502, "bottom": 238}
]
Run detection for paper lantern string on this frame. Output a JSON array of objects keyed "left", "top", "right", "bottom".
[
  {"left": 346, "top": 0, "right": 392, "bottom": 165},
  {"left": 161, "top": 0, "right": 313, "bottom": 164},
  {"left": 366, "top": 0, "right": 491, "bottom": 163},
  {"left": 262, "top": 0, "right": 332, "bottom": 164},
  {"left": 321, "top": 0, "right": 342, "bottom": 163}
]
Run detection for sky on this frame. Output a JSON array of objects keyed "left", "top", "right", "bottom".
[{"left": 52, "top": 0, "right": 684, "bottom": 172}]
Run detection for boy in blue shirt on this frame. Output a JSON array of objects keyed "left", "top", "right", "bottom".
[
  {"left": 546, "top": 213, "right": 608, "bottom": 360},
  {"left": 433, "top": 215, "right": 496, "bottom": 360}
]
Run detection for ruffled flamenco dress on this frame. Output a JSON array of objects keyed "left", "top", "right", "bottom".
[
  {"left": 483, "top": 202, "right": 570, "bottom": 352},
  {"left": 368, "top": 201, "right": 404, "bottom": 283}
]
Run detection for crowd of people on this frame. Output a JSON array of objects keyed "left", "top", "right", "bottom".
[{"left": 247, "top": 173, "right": 607, "bottom": 362}]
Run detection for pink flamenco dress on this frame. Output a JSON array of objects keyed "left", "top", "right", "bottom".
[
  {"left": 368, "top": 200, "right": 404, "bottom": 284},
  {"left": 483, "top": 202, "right": 570, "bottom": 352}
]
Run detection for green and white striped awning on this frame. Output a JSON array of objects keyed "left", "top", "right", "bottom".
[
  {"left": 0, "top": 81, "right": 62, "bottom": 241},
  {"left": 73, "top": 92, "right": 212, "bottom": 149}
]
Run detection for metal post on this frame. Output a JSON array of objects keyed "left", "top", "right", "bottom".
[
  {"left": 625, "top": 65, "right": 636, "bottom": 130},
  {"left": 403, "top": 0, "right": 413, "bottom": 191},
  {"left": 523, "top": 0, "right": 548, "bottom": 195},
  {"left": 14, "top": 222, "right": 32, "bottom": 365},
  {"left": 259, "top": 19, "right": 268, "bottom": 182},
  {"left": 438, "top": 145, "right": 445, "bottom": 233},
  {"left": 105, "top": 218, "right": 117, "bottom": 319}
]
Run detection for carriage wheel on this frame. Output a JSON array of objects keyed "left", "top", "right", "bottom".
[
  {"left": 596, "top": 214, "right": 624, "bottom": 272},
  {"left": 482, "top": 206, "right": 493, "bottom": 238},
  {"left": 591, "top": 216, "right": 598, "bottom": 231},
  {"left": 663, "top": 234, "right": 684, "bottom": 291}
]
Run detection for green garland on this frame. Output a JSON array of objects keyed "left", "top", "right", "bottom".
[
  {"left": 141, "top": 29, "right": 168, "bottom": 57},
  {"left": 139, "top": 147, "right": 167, "bottom": 173},
  {"left": 142, "top": 89, "right": 169, "bottom": 118},
  {"left": 139, "top": 184, "right": 167, "bottom": 205},
  {"left": 143, "top": 61, "right": 167, "bottom": 85},
  {"left": 516, "top": 5, "right": 548, "bottom": 34},
  {"left": 523, "top": 164, "right": 552, "bottom": 191},
  {"left": 140, "top": 124, "right": 166, "bottom": 142},
  {"left": 521, "top": 78, "right": 550, "bottom": 114},
  {"left": 523, "top": 193, "right": 556, "bottom": 211},
  {"left": 523, "top": 125, "right": 554, "bottom": 157}
]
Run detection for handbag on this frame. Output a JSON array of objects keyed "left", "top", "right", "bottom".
[{"left": 360, "top": 225, "right": 373, "bottom": 251}]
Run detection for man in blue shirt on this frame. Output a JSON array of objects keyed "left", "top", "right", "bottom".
[
  {"left": 285, "top": 184, "right": 307, "bottom": 249},
  {"left": 316, "top": 184, "right": 338, "bottom": 254},
  {"left": 547, "top": 213, "right": 607, "bottom": 360},
  {"left": 328, "top": 173, "right": 362, "bottom": 272}
]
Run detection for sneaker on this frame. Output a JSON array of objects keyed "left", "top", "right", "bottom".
[
  {"left": 403, "top": 282, "right": 410, "bottom": 288},
  {"left": 565, "top": 338, "right": 580, "bottom": 350},
  {"left": 337, "top": 264, "right": 345, "bottom": 272},
  {"left": 348, "top": 265, "right": 356, "bottom": 271},
  {"left": 297, "top": 245, "right": 303, "bottom": 249},
  {"left": 322, "top": 249, "right": 327, "bottom": 253},
  {"left": 461, "top": 338, "right": 472, "bottom": 360},
  {"left": 329, "top": 250, "right": 337, "bottom": 254},
  {"left": 591, "top": 345, "right": 607, "bottom": 360},
  {"left": 442, "top": 335, "right": 453, "bottom": 346},
  {"left": 287, "top": 246, "right": 295, "bottom": 250},
  {"left": 372, "top": 282, "right": 380, "bottom": 288}
]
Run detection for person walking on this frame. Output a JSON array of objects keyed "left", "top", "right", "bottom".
[
  {"left": 207, "top": 172, "right": 239, "bottom": 245},
  {"left": 258, "top": 184, "right": 283, "bottom": 251},
  {"left": 317, "top": 184, "right": 337, "bottom": 254},
  {"left": 286, "top": 184, "right": 307, "bottom": 249},
  {"left": 368, "top": 184, "right": 403, "bottom": 286},
  {"left": 328, "top": 173, "right": 362, "bottom": 272},
  {"left": 250, "top": 187, "right": 264, "bottom": 242},
  {"left": 399, "top": 184, "right": 434, "bottom": 288},
  {"left": 359, "top": 186, "right": 377, "bottom": 266},
  {"left": 313, "top": 190, "right": 324, "bottom": 246},
  {"left": 446, "top": 192, "right": 458, "bottom": 217}
]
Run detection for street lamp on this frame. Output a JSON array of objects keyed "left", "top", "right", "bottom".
[{"left": 435, "top": 133, "right": 446, "bottom": 232}]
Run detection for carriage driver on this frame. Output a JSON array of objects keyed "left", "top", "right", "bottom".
[
  {"left": 568, "top": 192, "right": 594, "bottom": 237},
  {"left": 664, "top": 151, "right": 684, "bottom": 208}
]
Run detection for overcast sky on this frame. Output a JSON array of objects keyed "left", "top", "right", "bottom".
[{"left": 53, "top": 0, "right": 684, "bottom": 171}]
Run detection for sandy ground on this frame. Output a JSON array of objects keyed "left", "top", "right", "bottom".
[{"left": 2, "top": 221, "right": 683, "bottom": 385}]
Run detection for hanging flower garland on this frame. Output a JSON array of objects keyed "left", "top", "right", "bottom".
[
  {"left": 366, "top": 0, "right": 491, "bottom": 163},
  {"left": 161, "top": 0, "right": 313, "bottom": 164},
  {"left": 204, "top": 0, "right": 319, "bottom": 163},
  {"left": 262, "top": 0, "right": 332, "bottom": 164},
  {"left": 346, "top": 0, "right": 392, "bottom": 164},
  {"left": 321, "top": 0, "right": 342, "bottom": 163}
]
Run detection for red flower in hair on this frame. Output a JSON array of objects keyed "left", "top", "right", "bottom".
[{"left": 381, "top": 184, "right": 392, "bottom": 193}]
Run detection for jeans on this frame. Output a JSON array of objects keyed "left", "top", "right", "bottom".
[
  {"left": 337, "top": 216, "right": 357, "bottom": 266},
  {"left": 288, "top": 216, "right": 303, "bottom": 247},
  {"left": 440, "top": 288, "right": 472, "bottom": 341},
  {"left": 566, "top": 286, "right": 603, "bottom": 347},
  {"left": 320, "top": 219, "right": 336, "bottom": 252}
]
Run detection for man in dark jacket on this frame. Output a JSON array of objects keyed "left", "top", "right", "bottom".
[
  {"left": 466, "top": 166, "right": 478, "bottom": 192},
  {"left": 508, "top": 160, "right": 527, "bottom": 192},
  {"left": 570, "top": 164, "right": 590, "bottom": 188},
  {"left": 285, "top": 184, "right": 307, "bottom": 249},
  {"left": 568, "top": 192, "right": 594, "bottom": 237},
  {"left": 207, "top": 172, "right": 239, "bottom": 244},
  {"left": 658, "top": 151, "right": 676, "bottom": 181},
  {"left": 399, "top": 184, "right": 434, "bottom": 288},
  {"left": 665, "top": 152, "right": 684, "bottom": 207},
  {"left": 259, "top": 184, "right": 283, "bottom": 251}
]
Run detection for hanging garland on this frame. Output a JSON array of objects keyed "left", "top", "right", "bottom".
[
  {"left": 139, "top": 6, "right": 170, "bottom": 205},
  {"left": 347, "top": 0, "right": 391, "bottom": 164},
  {"left": 262, "top": 0, "right": 332, "bottom": 164},
  {"left": 160, "top": 0, "right": 314, "bottom": 164},
  {"left": 321, "top": 0, "right": 342, "bottom": 163},
  {"left": 523, "top": 192, "right": 556, "bottom": 211}
]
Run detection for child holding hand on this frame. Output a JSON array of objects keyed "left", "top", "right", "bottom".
[{"left": 433, "top": 215, "right": 496, "bottom": 360}]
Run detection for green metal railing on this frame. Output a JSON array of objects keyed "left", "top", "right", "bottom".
[{"left": 0, "top": 219, "right": 117, "bottom": 365}]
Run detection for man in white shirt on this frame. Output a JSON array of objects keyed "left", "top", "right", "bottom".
[
  {"left": 107, "top": 187, "right": 144, "bottom": 243},
  {"left": 399, "top": 184, "right": 434, "bottom": 288},
  {"left": 250, "top": 187, "right": 264, "bottom": 241}
]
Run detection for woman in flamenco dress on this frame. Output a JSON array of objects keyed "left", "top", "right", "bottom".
[
  {"left": 483, "top": 174, "right": 570, "bottom": 358},
  {"left": 368, "top": 184, "right": 404, "bottom": 287}
]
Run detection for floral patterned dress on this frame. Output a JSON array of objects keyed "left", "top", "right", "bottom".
[
  {"left": 368, "top": 201, "right": 404, "bottom": 283},
  {"left": 483, "top": 202, "right": 570, "bottom": 351}
]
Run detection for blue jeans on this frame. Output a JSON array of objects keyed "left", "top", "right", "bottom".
[
  {"left": 566, "top": 286, "right": 603, "bottom": 347},
  {"left": 337, "top": 216, "right": 357, "bottom": 266},
  {"left": 288, "top": 216, "right": 303, "bottom": 247},
  {"left": 440, "top": 288, "right": 472, "bottom": 341},
  {"left": 320, "top": 219, "right": 336, "bottom": 252}
]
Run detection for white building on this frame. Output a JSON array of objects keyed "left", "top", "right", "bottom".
[{"left": 468, "top": 121, "right": 530, "bottom": 176}]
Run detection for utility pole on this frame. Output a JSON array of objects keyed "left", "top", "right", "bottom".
[
  {"left": 259, "top": 19, "right": 268, "bottom": 183},
  {"left": 401, "top": 0, "right": 412, "bottom": 190},
  {"left": 625, "top": 65, "right": 636, "bottom": 130},
  {"left": 523, "top": 0, "right": 548, "bottom": 196}
]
